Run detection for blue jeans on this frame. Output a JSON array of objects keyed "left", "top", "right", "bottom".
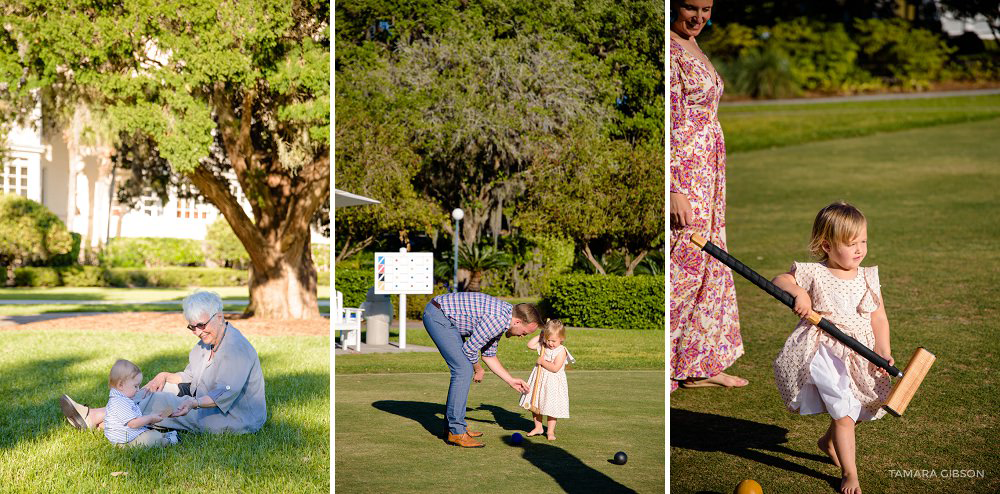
[{"left": 422, "top": 301, "right": 473, "bottom": 435}]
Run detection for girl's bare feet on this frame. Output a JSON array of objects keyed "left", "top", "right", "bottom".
[
  {"left": 840, "top": 472, "right": 861, "bottom": 494},
  {"left": 546, "top": 433, "right": 556, "bottom": 441},
  {"left": 526, "top": 428, "right": 544, "bottom": 437},
  {"left": 819, "top": 435, "right": 841, "bottom": 467}
]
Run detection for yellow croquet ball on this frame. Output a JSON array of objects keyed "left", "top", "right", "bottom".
[{"left": 733, "top": 479, "right": 763, "bottom": 494}]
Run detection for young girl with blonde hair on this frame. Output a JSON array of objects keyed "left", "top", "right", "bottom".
[
  {"left": 772, "top": 202, "right": 894, "bottom": 494},
  {"left": 519, "top": 319, "right": 575, "bottom": 440}
]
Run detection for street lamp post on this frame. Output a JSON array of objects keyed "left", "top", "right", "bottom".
[{"left": 451, "top": 208, "right": 464, "bottom": 293}]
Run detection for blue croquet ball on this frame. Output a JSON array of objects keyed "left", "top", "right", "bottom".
[
  {"left": 613, "top": 451, "right": 628, "bottom": 465},
  {"left": 511, "top": 433, "right": 523, "bottom": 445}
]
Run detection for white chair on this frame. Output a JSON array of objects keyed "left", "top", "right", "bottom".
[{"left": 334, "top": 290, "right": 363, "bottom": 352}]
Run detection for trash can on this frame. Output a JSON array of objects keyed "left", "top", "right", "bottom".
[{"left": 360, "top": 287, "right": 392, "bottom": 346}]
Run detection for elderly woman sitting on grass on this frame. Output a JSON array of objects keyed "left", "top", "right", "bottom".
[{"left": 59, "top": 291, "right": 267, "bottom": 435}]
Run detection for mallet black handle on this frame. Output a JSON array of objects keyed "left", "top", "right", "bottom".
[{"left": 690, "top": 234, "right": 903, "bottom": 378}]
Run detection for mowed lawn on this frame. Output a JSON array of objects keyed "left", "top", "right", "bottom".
[
  {"left": 336, "top": 329, "right": 665, "bottom": 493},
  {"left": 670, "top": 117, "right": 1000, "bottom": 493},
  {"left": 0, "top": 329, "right": 330, "bottom": 493},
  {"left": 0, "top": 286, "right": 331, "bottom": 316}
]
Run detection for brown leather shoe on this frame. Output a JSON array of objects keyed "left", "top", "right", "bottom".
[
  {"left": 59, "top": 394, "right": 91, "bottom": 430},
  {"left": 444, "top": 428, "right": 483, "bottom": 438},
  {"left": 447, "top": 433, "right": 485, "bottom": 448}
]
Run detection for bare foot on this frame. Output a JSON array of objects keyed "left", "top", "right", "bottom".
[
  {"left": 818, "top": 436, "right": 841, "bottom": 467},
  {"left": 546, "top": 434, "right": 556, "bottom": 441},
  {"left": 840, "top": 472, "right": 861, "bottom": 494},
  {"left": 526, "top": 428, "right": 544, "bottom": 437},
  {"left": 704, "top": 373, "right": 749, "bottom": 387},
  {"left": 680, "top": 373, "right": 749, "bottom": 388}
]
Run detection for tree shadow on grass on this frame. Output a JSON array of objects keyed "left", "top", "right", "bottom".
[
  {"left": 475, "top": 403, "right": 535, "bottom": 431},
  {"left": 0, "top": 355, "right": 87, "bottom": 450},
  {"left": 671, "top": 408, "right": 839, "bottom": 490},
  {"left": 371, "top": 400, "right": 493, "bottom": 441},
  {"left": 515, "top": 436, "right": 638, "bottom": 494}
]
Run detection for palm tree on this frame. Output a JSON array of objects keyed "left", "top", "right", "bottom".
[{"left": 459, "top": 243, "right": 511, "bottom": 292}]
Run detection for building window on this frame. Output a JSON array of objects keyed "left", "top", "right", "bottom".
[
  {"left": 138, "top": 195, "right": 163, "bottom": 217},
  {"left": 176, "top": 196, "right": 210, "bottom": 220},
  {"left": 2, "top": 160, "right": 30, "bottom": 197}
]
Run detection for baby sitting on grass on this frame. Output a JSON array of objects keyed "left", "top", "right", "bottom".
[{"left": 103, "top": 359, "right": 182, "bottom": 447}]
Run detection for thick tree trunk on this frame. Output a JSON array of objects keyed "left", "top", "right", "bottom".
[
  {"left": 200, "top": 87, "right": 329, "bottom": 320},
  {"left": 246, "top": 241, "right": 319, "bottom": 319}
]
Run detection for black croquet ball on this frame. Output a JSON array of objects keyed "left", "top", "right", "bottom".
[
  {"left": 613, "top": 451, "right": 628, "bottom": 465},
  {"left": 510, "top": 433, "right": 523, "bottom": 445}
]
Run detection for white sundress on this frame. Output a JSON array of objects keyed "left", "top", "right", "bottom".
[
  {"left": 773, "top": 262, "right": 892, "bottom": 422},
  {"left": 519, "top": 345, "right": 574, "bottom": 419}
]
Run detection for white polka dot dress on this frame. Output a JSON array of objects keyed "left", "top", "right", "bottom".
[
  {"left": 773, "top": 262, "right": 891, "bottom": 422},
  {"left": 519, "top": 345, "right": 573, "bottom": 419}
]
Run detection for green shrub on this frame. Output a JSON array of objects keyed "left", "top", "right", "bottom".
[
  {"left": 203, "top": 218, "right": 249, "bottom": 268},
  {"left": 312, "top": 244, "right": 331, "bottom": 273},
  {"left": 0, "top": 194, "right": 73, "bottom": 278},
  {"left": 480, "top": 270, "right": 514, "bottom": 298},
  {"left": 334, "top": 268, "right": 370, "bottom": 308},
  {"left": 105, "top": 267, "right": 248, "bottom": 287},
  {"left": 700, "top": 22, "right": 762, "bottom": 59},
  {"left": 766, "top": 18, "right": 860, "bottom": 92},
  {"left": 541, "top": 274, "right": 665, "bottom": 330},
  {"left": 854, "top": 18, "right": 955, "bottom": 89},
  {"left": 59, "top": 265, "right": 108, "bottom": 287},
  {"left": 13, "top": 267, "right": 61, "bottom": 287},
  {"left": 46, "top": 232, "right": 82, "bottom": 267},
  {"left": 100, "top": 237, "right": 205, "bottom": 268},
  {"left": 511, "top": 234, "right": 575, "bottom": 297},
  {"left": 392, "top": 283, "right": 450, "bottom": 320}
]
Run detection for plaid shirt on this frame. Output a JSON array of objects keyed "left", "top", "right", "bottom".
[
  {"left": 103, "top": 388, "right": 147, "bottom": 444},
  {"left": 432, "top": 292, "right": 513, "bottom": 364}
]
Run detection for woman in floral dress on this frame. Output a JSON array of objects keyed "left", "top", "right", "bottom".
[{"left": 669, "top": 0, "right": 745, "bottom": 392}]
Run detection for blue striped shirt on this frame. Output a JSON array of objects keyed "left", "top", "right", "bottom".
[
  {"left": 433, "top": 292, "right": 513, "bottom": 364},
  {"left": 104, "top": 388, "right": 148, "bottom": 444}
]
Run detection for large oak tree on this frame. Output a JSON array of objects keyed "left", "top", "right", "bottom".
[{"left": 2, "top": 0, "right": 330, "bottom": 318}]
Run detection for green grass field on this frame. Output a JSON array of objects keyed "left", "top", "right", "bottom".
[
  {"left": 336, "top": 371, "right": 664, "bottom": 493},
  {"left": 0, "top": 329, "right": 330, "bottom": 493},
  {"left": 336, "top": 327, "right": 666, "bottom": 374},
  {"left": 0, "top": 286, "right": 331, "bottom": 316},
  {"left": 670, "top": 116, "right": 1000, "bottom": 493},
  {"left": 336, "top": 329, "right": 665, "bottom": 493},
  {"left": 719, "top": 94, "right": 1000, "bottom": 153}
]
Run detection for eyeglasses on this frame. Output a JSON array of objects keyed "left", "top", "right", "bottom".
[{"left": 187, "top": 312, "right": 218, "bottom": 332}]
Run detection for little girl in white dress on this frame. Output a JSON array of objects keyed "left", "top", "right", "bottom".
[
  {"left": 519, "top": 319, "right": 574, "bottom": 440},
  {"left": 772, "top": 202, "right": 894, "bottom": 494}
]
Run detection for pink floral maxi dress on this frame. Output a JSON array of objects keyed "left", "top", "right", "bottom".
[{"left": 669, "top": 38, "right": 742, "bottom": 392}]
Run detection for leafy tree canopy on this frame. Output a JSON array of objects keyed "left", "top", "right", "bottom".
[{"left": 2, "top": 0, "right": 331, "bottom": 318}]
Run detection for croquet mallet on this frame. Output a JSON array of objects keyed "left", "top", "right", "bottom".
[
  {"left": 690, "top": 234, "right": 935, "bottom": 416},
  {"left": 528, "top": 352, "right": 543, "bottom": 415}
]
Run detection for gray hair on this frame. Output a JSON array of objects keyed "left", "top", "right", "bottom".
[{"left": 182, "top": 291, "right": 224, "bottom": 322}]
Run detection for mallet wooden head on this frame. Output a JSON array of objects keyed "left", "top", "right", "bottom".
[{"left": 882, "top": 347, "right": 936, "bottom": 416}]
